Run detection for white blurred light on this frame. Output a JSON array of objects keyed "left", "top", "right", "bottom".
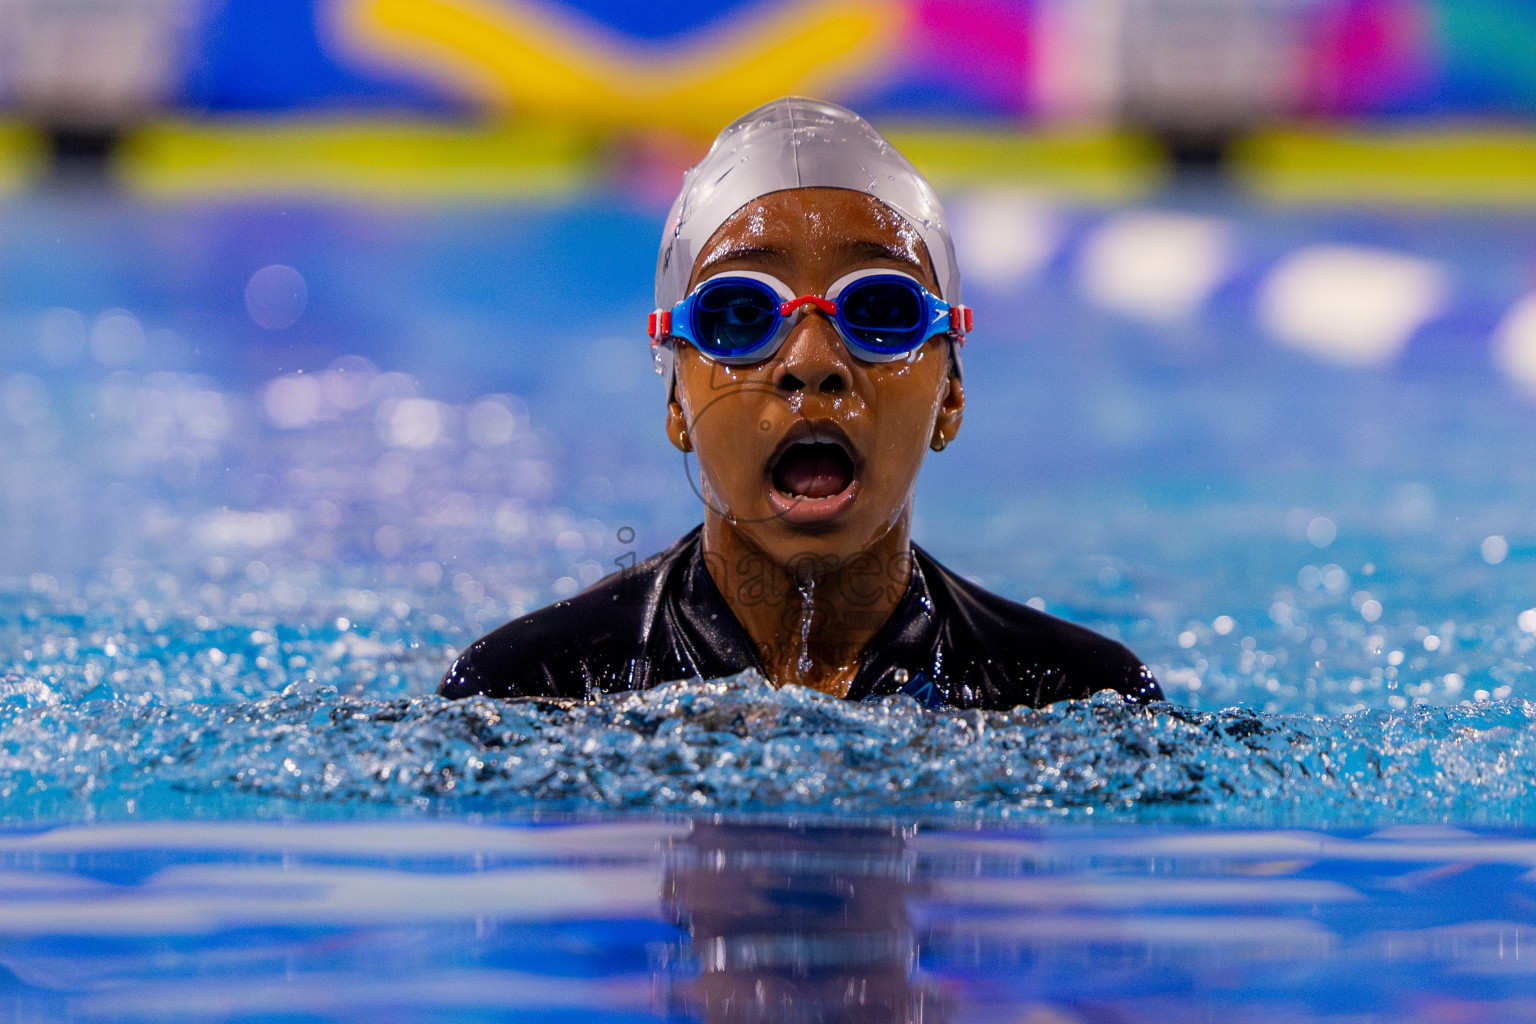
[
  {"left": 1493, "top": 292, "right": 1536, "bottom": 397},
  {"left": 1360, "top": 599, "right": 1382, "bottom": 623},
  {"left": 263, "top": 374, "right": 323, "bottom": 429},
  {"left": 1306, "top": 516, "right": 1336, "bottom": 548},
  {"left": 90, "top": 310, "right": 145, "bottom": 366},
  {"left": 467, "top": 396, "right": 527, "bottom": 449},
  {"left": 379, "top": 398, "right": 445, "bottom": 448},
  {"left": 551, "top": 576, "right": 580, "bottom": 598},
  {"left": 1212, "top": 615, "right": 1235, "bottom": 635},
  {"left": 494, "top": 502, "right": 529, "bottom": 539},
  {"left": 1423, "top": 634, "right": 1441, "bottom": 652},
  {"left": 197, "top": 511, "right": 294, "bottom": 549},
  {"left": 1258, "top": 245, "right": 1447, "bottom": 367},
  {"left": 1178, "top": 630, "right": 1197, "bottom": 648},
  {"left": 1078, "top": 212, "right": 1232, "bottom": 324},
  {"left": 1519, "top": 608, "right": 1536, "bottom": 633},
  {"left": 245, "top": 265, "right": 308, "bottom": 331},
  {"left": 178, "top": 390, "right": 229, "bottom": 442},
  {"left": 374, "top": 525, "right": 404, "bottom": 558},
  {"left": 37, "top": 307, "right": 87, "bottom": 367},
  {"left": 369, "top": 372, "right": 418, "bottom": 403},
  {"left": 372, "top": 453, "right": 414, "bottom": 496},
  {"left": 322, "top": 355, "right": 379, "bottom": 410},
  {"left": 950, "top": 192, "right": 1060, "bottom": 292},
  {"left": 1482, "top": 535, "right": 1510, "bottom": 565}
]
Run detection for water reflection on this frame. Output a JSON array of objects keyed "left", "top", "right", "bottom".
[{"left": 664, "top": 822, "right": 946, "bottom": 1023}]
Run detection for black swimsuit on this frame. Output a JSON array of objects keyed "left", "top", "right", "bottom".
[{"left": 439, "top": 527, "right": 1162, "bottom": 709}]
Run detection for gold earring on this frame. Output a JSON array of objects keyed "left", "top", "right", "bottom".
[{"left": 930, "top": 430, "right": 947, "bottom": 452}]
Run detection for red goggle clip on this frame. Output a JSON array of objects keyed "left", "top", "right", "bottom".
[
  {"left": 647, "top": 309, "right": 672, "bottom": 342},
  {"left": 949, "top": 305, "right": 974, "bottom": 339}
]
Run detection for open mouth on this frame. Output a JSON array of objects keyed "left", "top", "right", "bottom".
[{"left": 771, "top": 440, "right": 855, "bottom": 500}]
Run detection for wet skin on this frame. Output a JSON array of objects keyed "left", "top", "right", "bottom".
[{"left": 665, "top": 188, "right": 965, "bottom": 697}]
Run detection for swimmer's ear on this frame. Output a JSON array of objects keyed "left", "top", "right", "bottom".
[
  {"left": 932, "top": 370, "right": 964, "bottom": 450},
  {"left": 666, "top": 388, "right": 691, "bottom": 453}
]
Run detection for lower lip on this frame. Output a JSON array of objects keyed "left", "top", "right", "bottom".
[{"left": 766, "top": 479, "right": 859, "bottom": 526}]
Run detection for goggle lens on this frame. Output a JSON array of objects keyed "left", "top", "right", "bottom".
[
  {"left": 837, "top": 277, "right": 926, "bottom": 353},
  {"left": 691, "top": 279, "right": 780, "bottom": 357}
]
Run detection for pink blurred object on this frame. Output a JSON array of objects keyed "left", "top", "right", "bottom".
[
  {"left": 1302, "top": 0, "right": 1433, "bottom": 115},
  {"left": 903, "top": 0, "right": 1032, "bottom": 113}
]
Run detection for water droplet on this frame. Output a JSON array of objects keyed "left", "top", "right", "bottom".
[{"left": 796, "top": 577, "right": 815, "bottom": 677}]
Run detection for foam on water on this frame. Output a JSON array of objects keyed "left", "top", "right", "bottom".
[{"left": 0, "top": 670, "right": 1532, "bottom": 827}]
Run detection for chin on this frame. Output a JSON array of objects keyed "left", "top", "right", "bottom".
[{"left": 754, "top": 509, "right": 896, "bottom": 567}]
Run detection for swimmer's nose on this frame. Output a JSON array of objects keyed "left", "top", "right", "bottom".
[{"left": 773, "top": 305, "right": 849, "bottom": 395}]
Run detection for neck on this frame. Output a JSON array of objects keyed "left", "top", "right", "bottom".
[{"left": 700, "top": 514, "right": 913, "bottom": 697}]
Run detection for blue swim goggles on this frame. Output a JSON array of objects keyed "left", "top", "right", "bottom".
[{"left": 648, "top": 269, "right": 973, "bottom": 365}]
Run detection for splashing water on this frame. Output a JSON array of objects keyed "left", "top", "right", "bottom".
[
  {"left": 795, "top": 576, "right": 814, "bottom": 677},
  {"left": 0, "top": 670, "right": 1533, "bottom": 826}
]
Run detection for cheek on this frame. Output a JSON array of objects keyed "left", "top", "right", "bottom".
[
  {"left": 676, "top": 359, "right": 776, "bottom": 480},
  {"left": 865, "top": 354, "right": 946, "bottom": 441}
]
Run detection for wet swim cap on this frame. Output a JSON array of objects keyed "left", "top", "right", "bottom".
[{"left": 653, "top": 96, "right": 963, "bottom": 387}]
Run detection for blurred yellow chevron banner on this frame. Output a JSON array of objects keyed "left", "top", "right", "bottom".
[{"left": 332, "top": 0, "right": 904, "bottom": 134}]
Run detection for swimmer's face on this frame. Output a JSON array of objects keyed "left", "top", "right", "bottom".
[{"left": 667, "top": 187, "right": 964, "bottom": 567}]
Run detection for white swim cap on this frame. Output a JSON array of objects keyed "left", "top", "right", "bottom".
[{"left": 652, "top": 96, "right": 963, "bottom": 388}]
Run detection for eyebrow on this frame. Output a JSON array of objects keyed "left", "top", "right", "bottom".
[
  {"left": 839, "top": 239, "right": 924, "bottom": 270},
  {"left": 696, "top": 239, "right": 925, "bottom": 279},
  {"left": 696, "top": 243, "right": 790, "bottom": 276}
]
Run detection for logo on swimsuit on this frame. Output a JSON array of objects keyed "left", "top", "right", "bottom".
[{"left": 865, "top": 670, "right": 944, "bottom": 709}]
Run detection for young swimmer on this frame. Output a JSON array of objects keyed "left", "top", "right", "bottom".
[{"left": 441, "top": 97, "right": 1161, "bottom": 709}]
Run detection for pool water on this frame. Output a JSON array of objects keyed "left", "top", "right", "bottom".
[
  {"left": 4, "top": 190, "right": 1536, "bottom": 1019},
  {"left": 4, "top": 819, "right": 1536, "bottom": 1022}
]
